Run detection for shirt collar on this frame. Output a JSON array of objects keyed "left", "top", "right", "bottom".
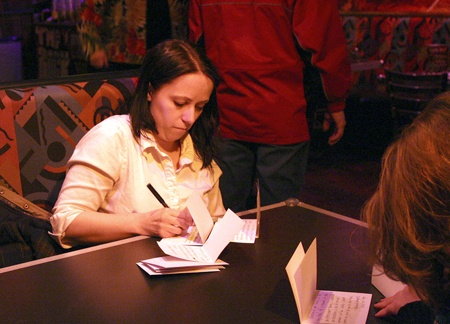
[{"left": 140, "top": 131, "right": 195, "bottom": 166}]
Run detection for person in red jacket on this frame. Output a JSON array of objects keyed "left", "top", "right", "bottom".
[{"left": 189, "top": 0, "right": 352, "bottom": 211}]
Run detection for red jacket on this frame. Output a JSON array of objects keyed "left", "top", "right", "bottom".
[{"left": 189, "top": 0, "right": 351, "bottom": 145}]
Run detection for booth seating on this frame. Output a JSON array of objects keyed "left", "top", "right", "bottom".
[
  {"left": 0, "top": 71, "right": 138, "bottom": 267},
  {"left": 0, "top": 71, "right": 138, "bottom": 212}
]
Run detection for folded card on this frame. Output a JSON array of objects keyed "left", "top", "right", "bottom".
[
  {"left": 286, "top": 239, "right": 372, "bottom": 324},
  {"left": 137, "top": 256, "right": 228, "bottom": 276},
  {"left": 157, "top": 208, "right": 244, "bottom": 262},
  {"left": 157, "top": 192, "right": 245, "bottom": 262}
]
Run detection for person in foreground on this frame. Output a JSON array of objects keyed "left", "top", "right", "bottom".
[
  {"left": 363, "top": 92, "right": 450, "bottom": 323},
  {"left": 51, "top": 39, "right": 225, "bottom": 248}
]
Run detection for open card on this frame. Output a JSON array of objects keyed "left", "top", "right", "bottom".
[
  {"left": 160, "top": 218, "right": 257, "bottom": 245},
  {"left": 285, "top": 239, "right": 372, "bottom": 323},
  {"left": 137, "top": 256, "right": 228, "bottom": 276},
  {"left": 184, "top": 191, "right": 214, "bottom": 243},
  {"left": 156, "top": 192, "right": 245, "bottom": 262}
]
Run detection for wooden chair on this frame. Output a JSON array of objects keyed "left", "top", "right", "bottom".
[{"left": 385, "top": 69, "right": 448, "bottom": 133}]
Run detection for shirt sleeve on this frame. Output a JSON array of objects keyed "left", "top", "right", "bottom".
[
  {"left": 49, "top": 164, "right": 116, "bottom": 248},
  {"left": 292, "top": 0, "right": 351, "bottom": 113},
  {"left": 396, "top": 301, "right": 434, "bottom": 323},
  {"left": 50, "top": 119, "right": 126, "bottom": 248}
]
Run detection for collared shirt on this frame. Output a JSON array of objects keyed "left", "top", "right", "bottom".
[{"left": 50, "top": 115, "right": 225, "bottom": 247}]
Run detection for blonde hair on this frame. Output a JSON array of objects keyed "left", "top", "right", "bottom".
[{"left": 363, "top": 91, "right": 450, "bottom": 312}]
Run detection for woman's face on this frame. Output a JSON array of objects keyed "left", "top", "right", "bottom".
[{"left": 147, "top": 72, "right": 213, "bottom": 144}]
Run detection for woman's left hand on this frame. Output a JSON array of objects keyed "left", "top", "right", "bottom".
[{"left": 374, "top": 285, "right": 421, "bottom": 318}]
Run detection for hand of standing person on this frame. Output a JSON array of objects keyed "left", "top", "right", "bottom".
[{"left": 324, "top": 111, "right": 346, "bottom": 145}]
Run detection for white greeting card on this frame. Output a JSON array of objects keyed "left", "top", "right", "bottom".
[{"left": 286, "top": 239, "right": 372, "bottom": 323}]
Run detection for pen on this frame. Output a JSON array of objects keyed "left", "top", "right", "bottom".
[{"left": 147, "top": 183, "right": 169, "bottom": 208}]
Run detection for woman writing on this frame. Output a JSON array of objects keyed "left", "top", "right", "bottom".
[
  {"left": 363, "top": 92, "right": 450, "bottom": 323},
  {"left": 51, "top": 39, "right": 224, "bottom": 248}
]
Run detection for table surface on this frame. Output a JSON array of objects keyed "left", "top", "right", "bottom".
[{"left": 0, "top": 201, "right": 387, "bottom": 323}]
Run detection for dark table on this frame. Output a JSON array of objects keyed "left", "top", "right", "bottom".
[{"left": 0, "top": 201, "right": 386, "bottom": 323}]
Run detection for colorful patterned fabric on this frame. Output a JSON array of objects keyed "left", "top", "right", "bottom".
[
  {"left": 78, "top": 0, "right": 148, "bottom": 64},
  {"left": 0, "top": 76, "right": 138, "bottom": 211},
  {"left": 77, "top": 0, "right": 189, "bottom": 65},
  {"left": 342, "top": 15, "right": 450, "bottom": 91}
]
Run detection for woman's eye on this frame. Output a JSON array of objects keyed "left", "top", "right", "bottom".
[
  {"left": 195, "top": 105, "right": 205, "bottom": 112},
  {"left": 174, "top": 101, "right": 184, "bottom": 107}
]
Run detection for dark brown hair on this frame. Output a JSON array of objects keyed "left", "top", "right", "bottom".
[{"left": 128, "top": 39, "right": 220, "bottom": 168}]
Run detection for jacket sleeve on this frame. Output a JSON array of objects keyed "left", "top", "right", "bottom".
[
  {"left": 188, "top": 0, "right": 203, "bottom": 44},
  {"left": 293, "top": 0, "right": 351, "bottom": 113}
]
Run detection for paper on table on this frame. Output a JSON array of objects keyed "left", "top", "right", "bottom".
[
  {"left": 305, "top": 290, "right": 372, "bottom": 324},
  {"left": 137, "top": 256, "right": 228, "bottom": 275},
  {"left": 371, "top": 265, "right": 407, "bottom": 298},
  {"left": 215, "top": 218, "right": 256, "bottom": 243},
  {"left": 138, "top": 263, "right": 220, "bottom": 275},
  {"left": 157, "top": 241, "right": 212, "bottom": 262},
  {"left": 161, "top": 219, "right": 256, "bottom": 245},
  {"left": 231, "top": 219, "right": 256, "bottom": 243},
  {"left": 286, "top": 239, "right": 372, "bottom": 324},
  {"left": 201, "top": 209, "right": 245, "bottom": 260},
  {"left": 142, "top": 256, "right": 228, "bottom": 269},
  {"left": 185, "top": 191, "right": 214, "bottom": 244},
  {"left": 138, "top": 262, "right": 223, "bottom": 276},
  {"left": 158, "top": 208, "right": 244, "bottom": 262},
  {"left": 286, "top": 240, "right": 315, "bottom": 321}
]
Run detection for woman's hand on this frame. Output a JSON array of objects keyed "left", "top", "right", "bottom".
[
  {"left": 138, "top": 207, "right": 194, "bottom": 238},
  {"left": 374, "top": 285, "right": 421, "bottom": 318},
  {"left": 62, "top": 207, "right": 195, "bottom": 245}
]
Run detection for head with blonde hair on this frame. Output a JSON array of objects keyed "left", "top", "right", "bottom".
[{"left": 363, "top": 91, "right": 450, "bottom": 312}]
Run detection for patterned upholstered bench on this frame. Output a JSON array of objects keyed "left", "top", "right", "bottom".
[{"left": 0, "top": 71, "right": 138, "bottom": 212}]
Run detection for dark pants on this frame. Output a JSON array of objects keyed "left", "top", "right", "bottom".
[{"left": 216, "top": 138, "right": 310, "bottom": 212}]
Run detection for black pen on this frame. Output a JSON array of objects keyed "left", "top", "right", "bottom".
[{"left": 147, "top": 183, "right": 169, "bottom": 208}]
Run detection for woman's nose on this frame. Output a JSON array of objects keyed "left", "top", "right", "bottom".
[{"left": 182, "top": 106, "right": 197, "bottom": 125}]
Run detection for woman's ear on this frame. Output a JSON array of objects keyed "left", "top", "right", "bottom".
[{"left": 147, "top": 83, "right": 154, "bottom": 102}]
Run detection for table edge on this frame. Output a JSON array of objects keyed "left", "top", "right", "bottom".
[{"left": 0, "top": 200, "right": 367, "bottom": 274}]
